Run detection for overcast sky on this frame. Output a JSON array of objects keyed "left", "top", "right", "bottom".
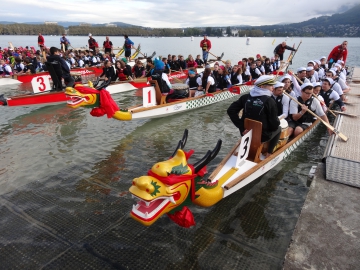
[{"left": 2, "top": 0, "right": 358, "bottom": 28}]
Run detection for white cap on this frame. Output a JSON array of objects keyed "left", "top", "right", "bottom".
[
  {"left": 297, "top": 67, "right": 307, "bottom": 73},
  {"left": 306, "top": 66, "right": 314, "bottom": 71},
  {"left": 89, "top": 33, "right": 92, "bottom": 36},
  {"left": 307, "top": 61, "right": 315, "bottom": 66},
  {"left": 323, "top": 77, "right": 334, "bottom": 85},
  {"left": 337, "top": 60, "right": 344, "bottom": 65},
  {"left": 334, "top": 63, "right": 341, "bottom": 68},
  {"left": 320, "top": 56, "right": 327, "bottom": 60},
  {"left": 280, "top": 74, "right": 292, "bottom": 82},
  {"left": 254, "top": 75, "right": 277, "bottom": 86},
  {"left": 301, "top": 82, "right": 313, "bottom": 90},
  {"left": 328, "top": 69, "right": 336, "bottom": 76},
  {"left": 313, "top": 82, "right": 321, "bottom": 88},
  {"left": 314, "top": 60, "right": 321, "bottom": 65},
  {"left": 274, "top": 82, "right": 284, "bottom": 88}
]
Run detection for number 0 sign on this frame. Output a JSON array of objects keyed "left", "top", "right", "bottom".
[{"left": 31, "top": 75, "right": 51, "bottom": 93}]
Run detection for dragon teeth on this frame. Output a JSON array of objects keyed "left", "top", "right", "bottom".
[
  {"left": 169, "top": 197, "right": 176, "bottom": 204},
  {"left": 145, "top": 212, "right": 149, "bottom": 218},
  {"left": 145, "top": 201, "right": 150, "bottom": 207}
]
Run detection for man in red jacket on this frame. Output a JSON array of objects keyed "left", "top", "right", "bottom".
[
  {"left": 200, "top": 34, "right": 211, "bottom": 65},
  {"left": 327, "top": 41, "right": 348, "bottom": 69},
  {"left": 38, "top": 32, "right": 45, "bottom": 52}
]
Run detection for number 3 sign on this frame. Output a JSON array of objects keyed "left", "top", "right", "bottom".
[{"left": 31, "top": 75, "right": 51, "bottom": 93}]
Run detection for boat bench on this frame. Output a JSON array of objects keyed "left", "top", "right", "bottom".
[{"left": 244, "top": 119, "right": 269, "bottom": 163}]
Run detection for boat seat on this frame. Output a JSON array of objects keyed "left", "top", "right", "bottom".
[
  {"left": 244, "top": 118, "right": 268, "bottom": 163},
  {"left": 44, "top": 61, "right": 63, "bottom": 91},
  {"left": 150, "top": 80, "right": 167, "bottom": 105}
]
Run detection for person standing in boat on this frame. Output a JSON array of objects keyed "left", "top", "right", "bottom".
[
  {"left": 38, "top": 32, "right": 45, "bottom": 52},
  {"left": 288, "top": 82, "right": 331, "bottom": 137},
  {"left": 88, "top": 34, "right": 98, "bottom": 53},
  {"left": 103, "top": 36, "right": 113, "bottom": 54},
  {"left": 273, "top": 42, "right": 296, "bottom": 61},
  {"left": 46, "top": 47, "right": 74, "bottom": 87},
  {"left": 227, "top": 75, "right": 281, "bottom": 159},
  {"left": 327, "top": 41, "right": 348, "bottom": 69},
  {"left": 200, "top": 34, "right": 211, "bottom": 65},
  {"left": 272, "top": 82, "right": 290, "bottom": 120},
  {"left": 123, "top": 35, "right": 135, "bottom": 63},
  {"left": 60, "top": 34, "right": 70, "bottom": 51}
]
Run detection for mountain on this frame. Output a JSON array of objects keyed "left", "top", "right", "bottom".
[{"left": 253, "top": 4, "right": 360, "bottom": 37}]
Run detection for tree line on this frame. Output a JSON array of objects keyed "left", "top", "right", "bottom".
[{"left": 0, "top": 24, "right": 64, "bottom": 35}]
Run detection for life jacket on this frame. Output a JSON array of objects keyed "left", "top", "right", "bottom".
[
  {"left": 89, "top": 38, "right": 97, "bottom": 47},
  {"left": 277, "top": 45, "right": 286, "bottom": 55},
  {"left": 201, "top": 40, "right": 208, "bottom": 51},
  {"left": 201, "top": 75, "right": 216, "bottom": 93},
  {"left": 117, "top": 68, "right": 127, "bottom": 81},
  {"left": 103, "top": 40, "right": 112, "bottom": 49},
  {"left": 2, "top": 64, "right": 11, "bottom": 75},
  {"left": 124, "top": 39, "right": 132, "bottom": 49},
  {"left": 134, "top": 65, "right": 144, "bottom": 78},
  {"left": 249, "top": 67, "right": 260, "bottom": 79},
  {"left": 243, "top": 95, "right": 270, "bottom": 123},
  {"left": 188, "top": 74, "right": 199, "bottom": 88},
  {"left": 151, "top": 70, "right": 170, "bottom": 93},
  {"left": 264, "top": 63, "right": 272, "bottom": 74},
  {"left": 230, "top": 72, "right": 239, "bottom": 85},
  {"left": 320, "top": 89, "right": 334, "bottom": 107},
  {"left": 14, "top": 63, "right": 23, "bottom": 72},
  {"left": 272, "top": 95, "right": 284, "bottom": 116},
  {"left": 293, "top": 96, "right": 315, "bottom": 123}
]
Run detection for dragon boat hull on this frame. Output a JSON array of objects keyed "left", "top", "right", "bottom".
[
  {"left": 211, "top": 118, "right": 322, "bottom": 198},
  {"left": 128, "top": 85, "right": 251, "bottom": 120},
  {"left": 1, "top": 70, "right": 190, "bottom": 107}
]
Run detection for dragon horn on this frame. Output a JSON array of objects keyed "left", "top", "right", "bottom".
[
  {"left": 170, "top": 129, "right": 189, "bottom": 157},
  {"left": 193, "top": 140, "right": 222, "bottom": 173}
]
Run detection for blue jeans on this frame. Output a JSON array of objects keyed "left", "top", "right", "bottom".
[{"left": 202, "top": 50, "right": 209, "bottom": 62}]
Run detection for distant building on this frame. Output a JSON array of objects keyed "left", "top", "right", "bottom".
[
  {"left": 44, "top": 21, "right": 58, "bottom": 25},
  {"left": 105, "top": 24, "right": 117, "bottom": 27},
  {"left": 79, "top": 23, "right": 91, "bottom": 27}
]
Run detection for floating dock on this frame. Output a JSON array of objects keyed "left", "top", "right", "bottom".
[{"left": 283, "top": 67, "right": 360, "bottom": 269}]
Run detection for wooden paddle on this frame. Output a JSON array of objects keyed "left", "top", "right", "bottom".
[
  {"left": 208, "top": 51, "right": 226, "bottom": 64},
  {"left": 290, "top": 72, "right": 337, "bottom": 117},
  {"left": 331, "top": 111, "right": 358, "bottom": 117},
  {"left": 283, "top": 91, "right": 348, "bottom": 142},
  {"left": 8, "top": 42, "right": 14, "bottom": 50}
]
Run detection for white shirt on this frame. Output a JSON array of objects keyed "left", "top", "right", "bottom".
[
  {"left": 273, "top": 93, "right": 290, "bottom": 119},
  {"left": 196, "top": 75, "right": 215, "bottom": 87},
  {"left": 290, "top": 97, "right": 325, "bottom": 122},
  {"left": 162, "top": 73, "right": 172, "bottom": 89},
  {"left": 331, "top": 81, "right": 343, "bottom": 96},
  {"left": 337, "top": 77, "right": 348, "bottom": 91},
  {"left": 78, "top": 59, "right": 84, "bottom": 67}
]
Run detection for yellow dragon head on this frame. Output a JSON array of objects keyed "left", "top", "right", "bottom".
[
  {"left": 129, "top": 130, "right": 222, "bottom": 227},
  {"left": 65, "top": 84, "right": 132, "bottom": 121}
]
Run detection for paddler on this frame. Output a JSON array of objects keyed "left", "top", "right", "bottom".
[
  {"left": 46, "top": 47, "right": 74, "bottom": 87},
  {"left": 319, "top": 78, "right": 346, "bottom": 112},
  {"left": 273, "top": 41, "right": 296, "bottom": 61},
  {"left": 200, "top": 34, "right": 211, "bottom": 65},
  {"left": 227, "top": 75, "right": 281, "bottom": 159},
  {"left": 287, "top": 82, "right": 331, "bottom": 137},
  {"left": 272, "top": 82, "right": 290, "bottom": 120}
]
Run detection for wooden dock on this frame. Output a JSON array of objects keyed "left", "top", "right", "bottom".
[{"left": 283, "top": 67, "right": 360, "bottom": 269}]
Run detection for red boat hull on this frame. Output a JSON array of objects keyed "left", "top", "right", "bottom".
[{"left": 13, "top": 67, "right": 104, "bottom": 83}]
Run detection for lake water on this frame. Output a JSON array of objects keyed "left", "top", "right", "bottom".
[{"left": 0, "top": 36, "right": 357, "bottom": 269}]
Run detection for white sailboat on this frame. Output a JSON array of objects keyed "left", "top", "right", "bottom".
[
  {"left": 246, "top": 37, "right": 250, "bottom": 45},
  {"left": 191, "top": 36, "right": 194, "bottom": 41}
]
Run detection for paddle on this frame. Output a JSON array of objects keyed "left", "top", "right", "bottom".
[
  {"left": 8, "top": 42, "right": 14, "bottom": 50},
  {"left": 283, "top": 91, "right": 348, "bottom": 142},
  {"left": 208, "top": 51, "right": 226, "bottom": 64},
  {"left": 331, "top": 111, "right": 358, "bottom": 118}
]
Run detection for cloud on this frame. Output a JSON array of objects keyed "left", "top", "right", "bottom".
[{"left": 1, "top": 0, "right": 359, "bottom": 27}]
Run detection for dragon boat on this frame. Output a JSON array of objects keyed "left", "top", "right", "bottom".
[
  {"left": 129, "top": 115, "right": 322, "bottom": 227},
  {"left": 64, "top": 80, "right": 250, "bottom": 121},
  {"left": 0, "top": 69, "right": 193, "bottom": 107}
]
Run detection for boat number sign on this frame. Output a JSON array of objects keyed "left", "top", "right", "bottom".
[
  {"left": 31, "top": 76, "right": 51, "bottom": 93},
  {"left": 143, "top": 86, "right": 156, "bottom": 107},
  {"left": 236, "top": 129, "right": 252, "bottom": 167}
]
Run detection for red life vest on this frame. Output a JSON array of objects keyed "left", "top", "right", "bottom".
[
  {"left": 104, "top": 41, "right": 112, "bottom": 49},
  {"left": 117, "top": 68, "right": 127, "bottom": 81}
]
